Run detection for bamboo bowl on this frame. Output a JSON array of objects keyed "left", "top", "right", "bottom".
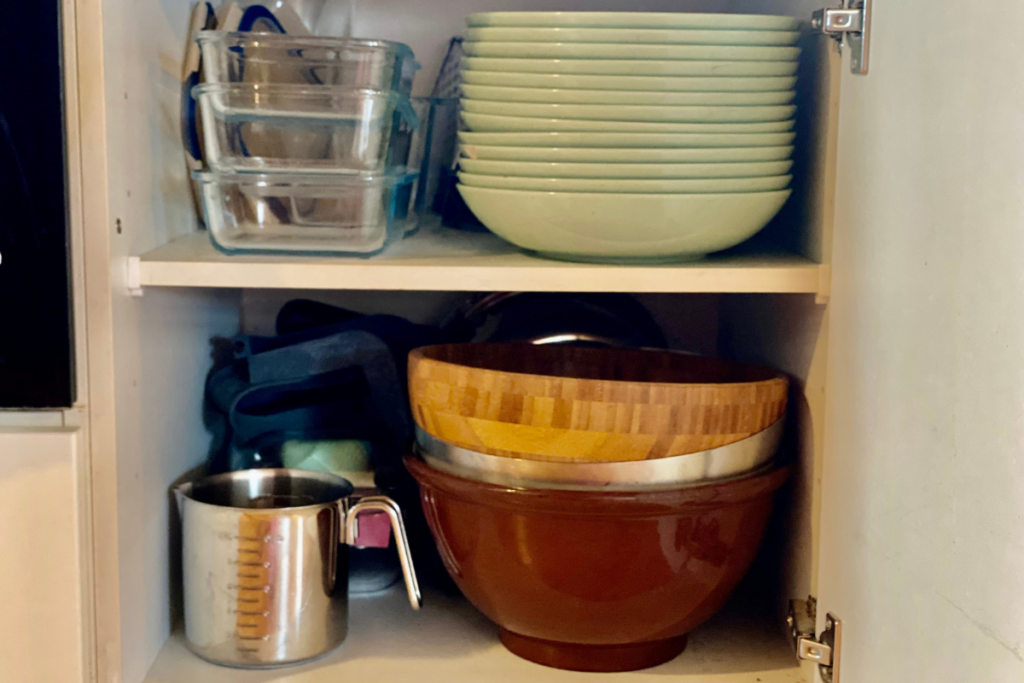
[{"left": 408, "top": 344, "right": 787, "bottom": 462}]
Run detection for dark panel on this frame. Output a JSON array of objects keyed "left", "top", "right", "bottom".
[{"left": 0, "top": 0, "right": 74, "bottom": 407}]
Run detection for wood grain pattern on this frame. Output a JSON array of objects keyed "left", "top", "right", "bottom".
[{"left": 409, "top": 344, "right": 787, "bottom": 462}]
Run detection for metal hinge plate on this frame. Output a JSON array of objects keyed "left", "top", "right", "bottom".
[
  {"left": 788, "top": 598, "right": 843, "bottom": 683},
  {"left": 812, "top": 0, "right": 872, "bottom": 75}
]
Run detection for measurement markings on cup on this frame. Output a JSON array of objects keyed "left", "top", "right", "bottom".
[{"left": 234, "top": 516, "right": 276, "bottom": 648}]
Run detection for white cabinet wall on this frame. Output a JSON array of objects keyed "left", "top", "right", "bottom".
[{"left": 0, "top": 428, "right": 88, "bottom": 683}]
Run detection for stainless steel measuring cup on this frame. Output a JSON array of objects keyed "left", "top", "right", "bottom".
[{"left": 175, "top": 468, "right": 420, "bottom": 668}]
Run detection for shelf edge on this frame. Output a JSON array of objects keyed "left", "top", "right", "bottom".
[{"left": 137, "top": 261, "right": 825, "bottom": 294}]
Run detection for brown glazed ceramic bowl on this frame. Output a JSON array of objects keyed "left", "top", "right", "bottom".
[{"left": 405, "top": 455, "right": 790, "bottom": 672}]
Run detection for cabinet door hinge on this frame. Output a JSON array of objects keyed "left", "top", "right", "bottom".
[
  {"left": 812, "top": 0, "right": 872, "bottom": 75},
  {"left": 788, "top": 597, "right": 843, "bottom": 683}
]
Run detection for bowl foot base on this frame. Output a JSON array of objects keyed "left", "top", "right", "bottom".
[
  {"left": 529, "top": 250, "right": 708, "bottom": 265},
  {"left": 499, "top": 629, "right": 688, "bottom": 672}
]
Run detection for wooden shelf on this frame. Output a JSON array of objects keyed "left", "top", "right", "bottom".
[
  {"left": 143, "top": 587, "right": 806, "bottom": 683},
  {"left": 133, "top": 228, "right": 828, "bottom": 295}
]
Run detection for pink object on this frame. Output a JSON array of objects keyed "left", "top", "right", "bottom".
[{"left": 353, "top": 511, "right": 392, "bottom": 548}]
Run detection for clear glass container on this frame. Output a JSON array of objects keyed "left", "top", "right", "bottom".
[
  {"left": 194, "top": 83, "right": 408, "bottom": 173},
  {"left": 196, "top": 31, "right": 420, "bottom": 95},
  {"left": 195, "top": 170, "right": 420, "bottom": 255}
]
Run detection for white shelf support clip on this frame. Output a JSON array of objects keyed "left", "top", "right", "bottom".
[
  {"left": 815, "top": 264, "right": 832, "bottom": 305},
  {"left": 126, "top": 256, "right": 144, "bottom": 297}
]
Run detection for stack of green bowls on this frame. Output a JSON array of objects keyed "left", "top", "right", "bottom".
[{"left": 455, "top": 11, "right": 802, "bottom": 263}]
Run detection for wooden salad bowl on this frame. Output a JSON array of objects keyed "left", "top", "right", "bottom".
[{"left": 408, "top": 344, "right": 787, "bottom": 462}]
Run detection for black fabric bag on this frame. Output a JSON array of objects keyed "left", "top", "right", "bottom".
[{"left": 204, "top": 301, "right": 448, "bottom": 474}]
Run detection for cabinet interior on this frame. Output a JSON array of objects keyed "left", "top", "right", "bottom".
[
  {"left": 126, "top": 290, "right": 825, "bottom": 683},
  {"left": 88, "top": 0, "right": 839, "bottom": 680}
]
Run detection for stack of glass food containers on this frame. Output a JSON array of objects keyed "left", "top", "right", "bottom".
[{"left": 192, "top": 31, "right": 422, "bottom": 255}]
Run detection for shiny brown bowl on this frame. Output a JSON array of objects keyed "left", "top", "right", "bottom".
[{"left": 405, "top": 455, "right": 790, "bottom": 672}]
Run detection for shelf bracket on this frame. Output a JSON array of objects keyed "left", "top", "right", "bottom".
[
  {"left": 126, "top": 256, "right": 144, "bottom": 297},
  {"left": 816, "top": 264, "right": 832, "bottom": 305}
]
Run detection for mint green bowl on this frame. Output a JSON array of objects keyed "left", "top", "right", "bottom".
[
  {"left": 461, "top": 112, "right": 795, "bottom": 133},
  {"left": 460, "top": 71, "right": 798, "bottom": 92},
  {"left": 458, "top": 131, "right": 795, "bottom": 151},
  {"left": 458, "top": 159, "right": 794, "bottom": 179},
  {"left": 462, "top": 99, "right": 797, "bottom": 123},
  {"left": 466, "top": 12, "right": 801, "bottom": 31},
  {"left": 461, "top": 84, "right": 796, "bottom": 106},
  {"left": 463, "top": 57, "right": 799, "bottom": 77},
  {"left": 463, "top": 41, "right": 800, "bottom": 61},
  {"left": 458, "top": 172, "right": 791, "bottom": 193},
  {"left": 457, "top": 185, "right": 792, "bottom": 262},
  {"left": 459, "top": 143, "right": 794, "bottom": 163},
  {"left": 463, "top": 27, "right": 801, "bottom": 46}
]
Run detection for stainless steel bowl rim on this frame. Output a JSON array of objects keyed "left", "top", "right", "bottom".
[{"left": 413, "top": 417, "right": 784, "bottom": 491}]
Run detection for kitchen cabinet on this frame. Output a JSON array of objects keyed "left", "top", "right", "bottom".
[
  {"left": 0, "top": 428, "right": 88, "bottom": 683},
  {"left": 42, "top": 0, "right": 1024, "bottom": 681}
]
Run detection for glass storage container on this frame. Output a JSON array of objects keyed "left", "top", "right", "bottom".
[
  {"left": 194, "top": 83, "right": 409, "bottom": 174},
  {"left": 196, "top": 31, "right": 419, "bottom": 95},
  {"left": 194, "top": 169, "right": 420, "bottom": 255}
]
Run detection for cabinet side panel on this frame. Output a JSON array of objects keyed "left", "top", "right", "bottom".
[
  {"left": 113, "top": 290, "right": 238, "bottom": 683},
  {"left": 717, "top": 295, "right": 827, "bottom": 622},
  {"left": 95, "top": 0, "right": 240, "bottom": 680}
]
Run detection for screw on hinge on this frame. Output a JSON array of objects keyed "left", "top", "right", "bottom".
[{"left": 116, "top": 218, "right": 123, "bottom": 234}]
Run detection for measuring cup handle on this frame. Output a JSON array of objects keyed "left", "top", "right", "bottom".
[{"left": 345, "top": 496, "right": 422, "bottom": 610}]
